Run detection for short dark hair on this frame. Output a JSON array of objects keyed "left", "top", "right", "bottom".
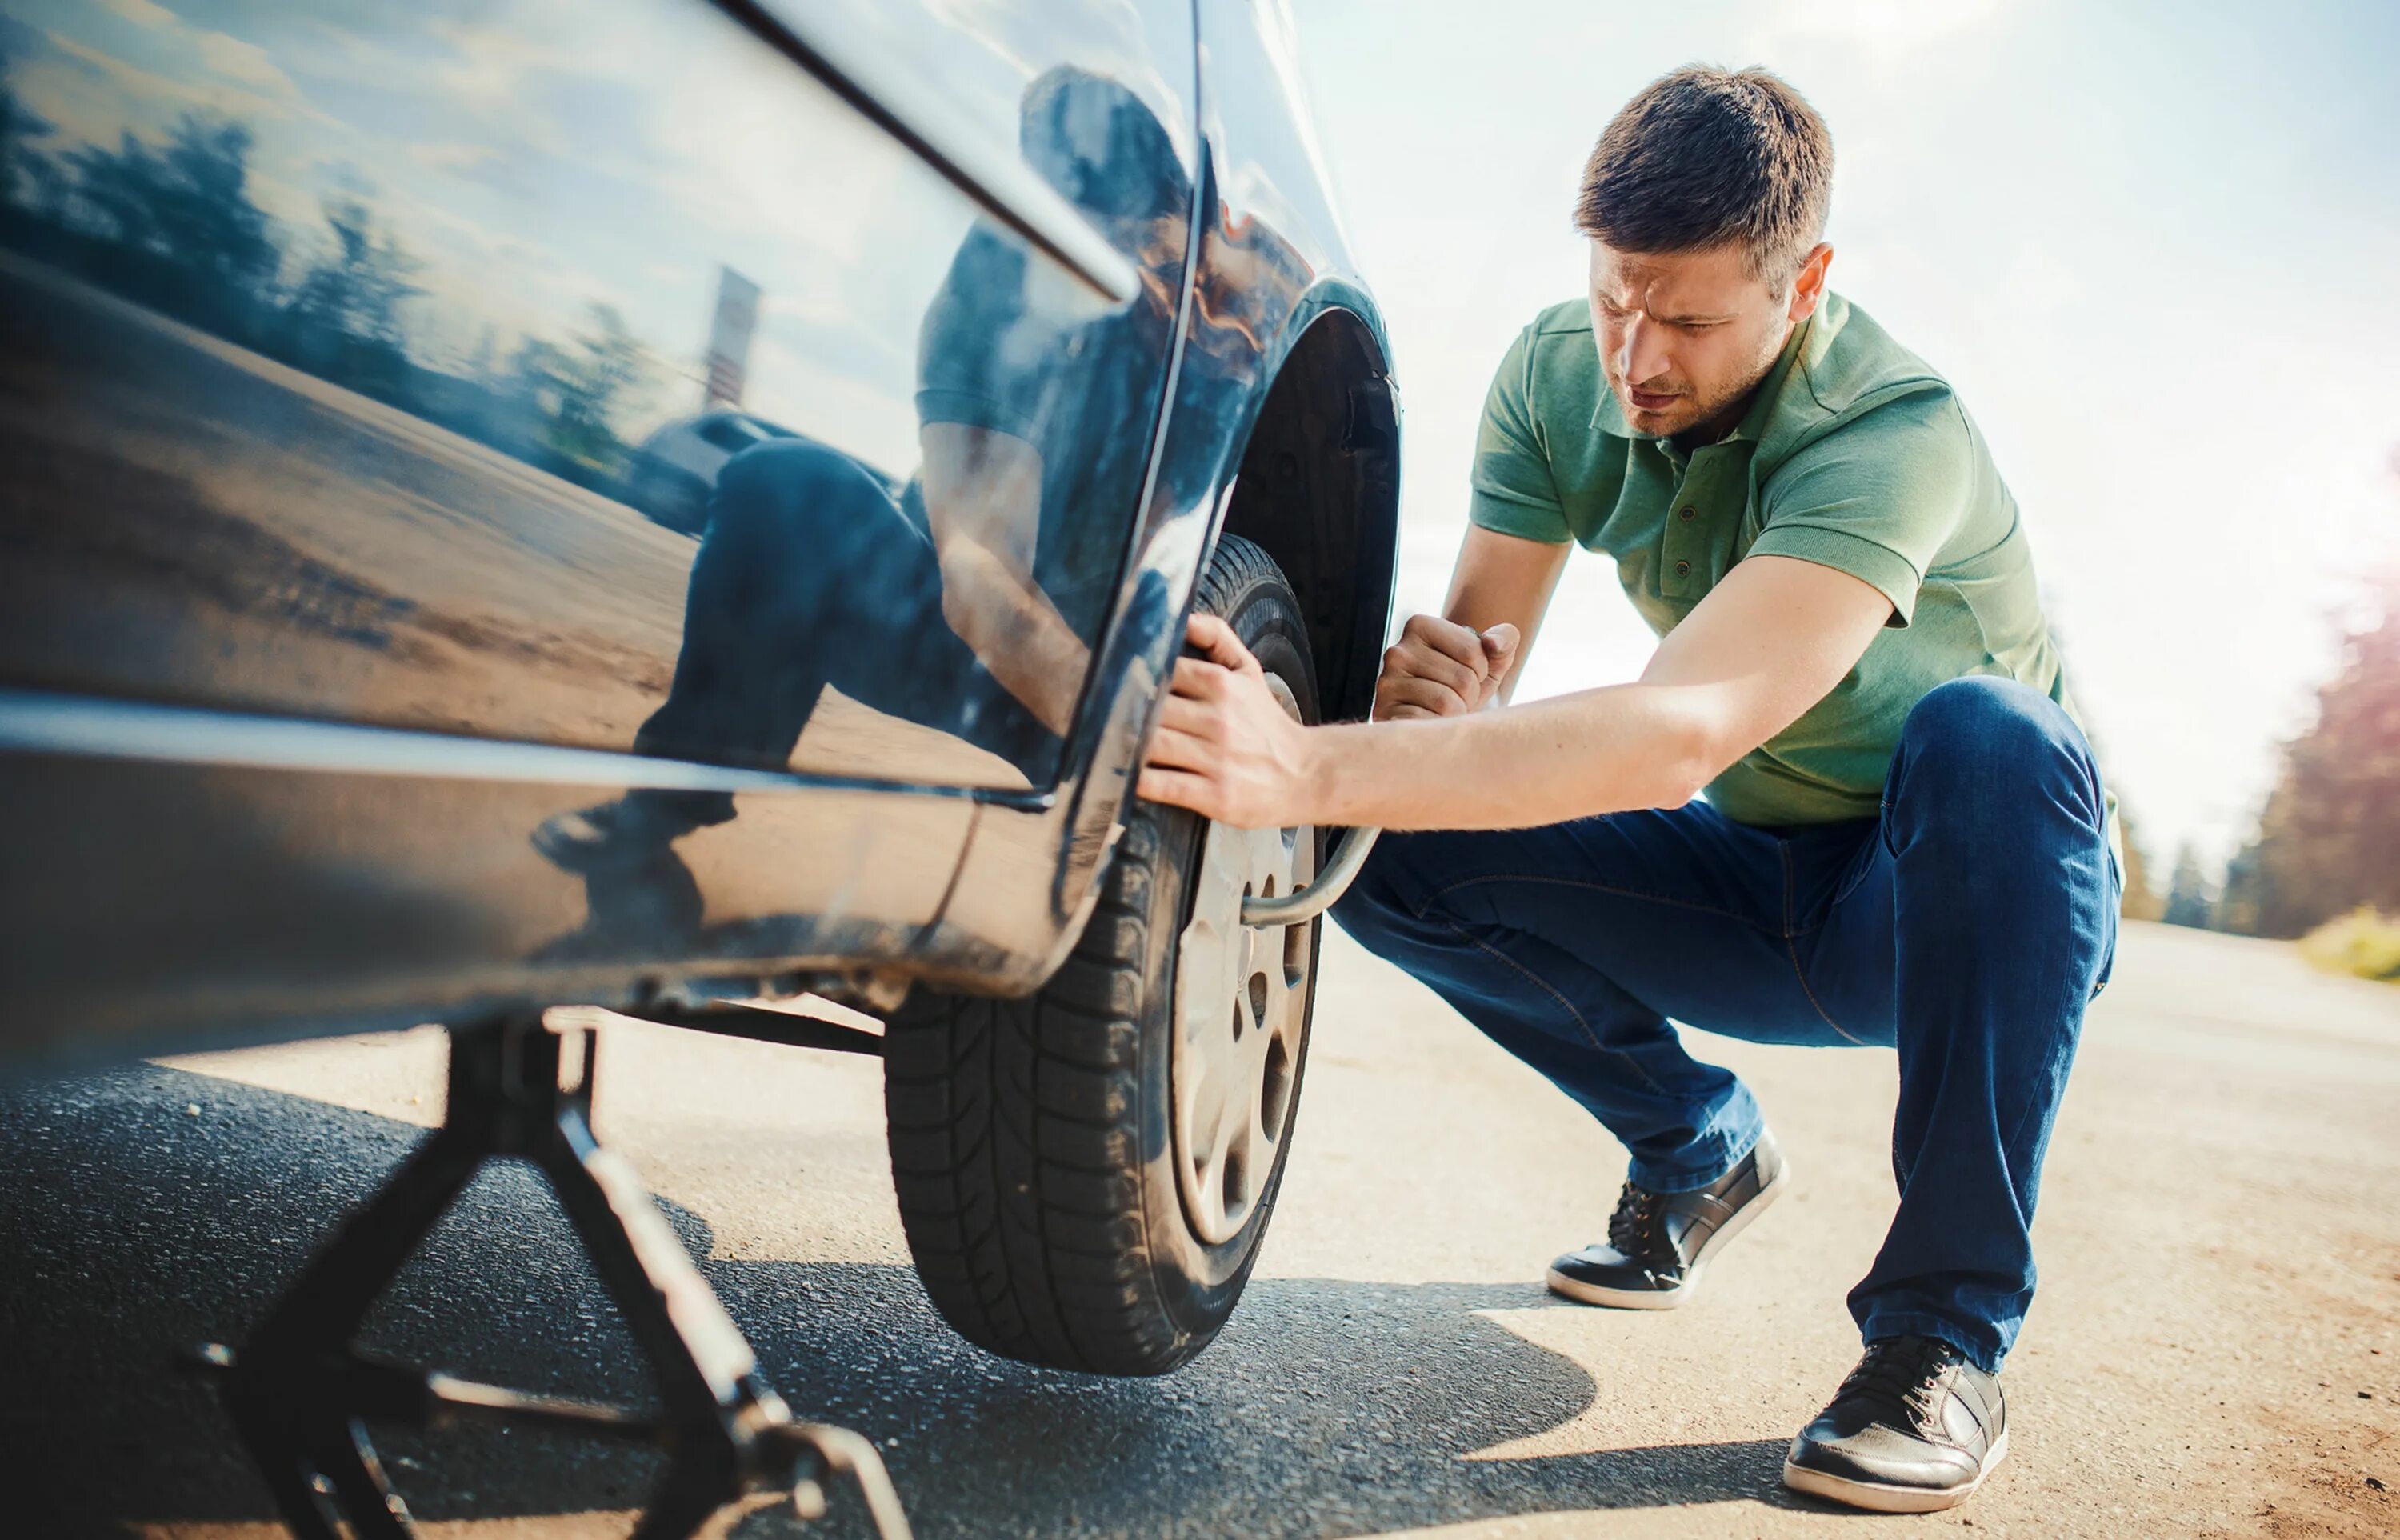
[{"left": 1574, "top": 66, "right": 1833, "bottom": 285}]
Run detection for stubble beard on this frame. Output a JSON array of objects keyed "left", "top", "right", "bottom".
[{"left": 1611, "top": 326, "right": 1791, "bottom": 442}]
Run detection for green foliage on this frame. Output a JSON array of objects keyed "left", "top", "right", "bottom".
[
  {"left": 2220, "top": 598, "right": 2400, "bottom": 938},
  {"left": 2298, "top": 908, "right": 2400, "bottom": 984}
]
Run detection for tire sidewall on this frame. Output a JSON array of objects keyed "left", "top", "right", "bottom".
[{"left": 1128, "top": 553, "right": 1322, "bottom": 1343}]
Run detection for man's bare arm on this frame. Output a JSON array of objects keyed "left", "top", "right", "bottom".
[
  {"left": 1376, "top": 526, "right": 1570, "bottom": 719},
  {"left": 1140, "top": 554, "right": 1894, "bottom": 831},
  {"left": 919, "top": 422, "right": 1090, "bottom": 735},
  {"left": 1442, "top": 524, "right": 1571, "bottom": 706}
]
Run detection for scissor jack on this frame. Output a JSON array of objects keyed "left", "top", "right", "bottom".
[{"left": 188, "top": 1013, "right": 911, "bottom": 1539}]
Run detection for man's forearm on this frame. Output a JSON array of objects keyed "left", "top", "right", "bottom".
[
  {"left": 937, "top": 542, "right": 1090, "bottom": 737},
  {"left": 1308, "top": 683, "right": 1717, "bottom": 831}
]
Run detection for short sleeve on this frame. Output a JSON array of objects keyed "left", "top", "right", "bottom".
[
  {"left": 1468, "top": 326, "right": 1573, "bottom": 544},
  {"left": 1747, "top": 388, "right": 1973, "bottom": 627},
  {"left": 915, "top": 225, "right": 1046, "bottom": 439}
]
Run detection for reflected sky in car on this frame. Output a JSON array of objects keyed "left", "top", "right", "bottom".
[
  {"left": 7, "top": 0, "right": 984, "bottom": 470},
  {"left": 0, "top": 0, "right": 1201, "bottom": 789}
]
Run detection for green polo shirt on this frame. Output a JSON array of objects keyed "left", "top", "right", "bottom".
[{"left": 1471, "top": 292, "right": 2092, "bottom": 827}]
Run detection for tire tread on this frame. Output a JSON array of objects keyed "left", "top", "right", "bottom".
[{"left": 884, "top": 534, "right": 1312, "bottom": 1374}]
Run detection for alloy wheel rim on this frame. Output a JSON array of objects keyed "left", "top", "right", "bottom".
[{"left": 1170, "top": 671, "right": 1315, "bottom": 1246}]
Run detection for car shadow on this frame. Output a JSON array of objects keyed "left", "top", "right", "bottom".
[{"left": 0, "top": 1064, "right": 1801, "bottom": 1538}]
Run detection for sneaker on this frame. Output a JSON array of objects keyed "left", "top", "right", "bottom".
[
  {"left": 1782, "top": 1334, "right": 2008, "bottom": 1514},
  {"left": 1545, "top": 1127, "right": 1787, "bottom": 1309}
]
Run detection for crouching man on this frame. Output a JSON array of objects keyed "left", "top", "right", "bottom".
[{"left": 1138, "top": 65, "right": 2118, "bottom": 1514}]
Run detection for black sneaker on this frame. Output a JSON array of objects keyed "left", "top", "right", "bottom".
[
  {"left": 1545, "top": 1128, "right": 1787, "bottom": 1309},
  {"left": 1783, "top": 1334, "right": 2008, "bottom": 1514}
]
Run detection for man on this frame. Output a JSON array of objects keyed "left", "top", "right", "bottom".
[
  {"left": 532, "top": 69, "right": 1194, "bottom": 936},
  {"left": 1137, "top": 66, "right": 2117, "bottom": 1514}
]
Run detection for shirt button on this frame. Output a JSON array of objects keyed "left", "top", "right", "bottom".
[
  {"left": 1674, "top": 559, "right": 1692, "bottom": 578},
  {"left": 1679, "top": 506, "right": 1697, "bottom": 521}
]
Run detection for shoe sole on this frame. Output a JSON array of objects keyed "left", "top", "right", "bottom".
[
  {"left": 1781, "top": 1428, "right": 2008, "bottom": 1514},
  {"left": 1543, "top": 1156, "right": 1790, "bottom": 1310}
]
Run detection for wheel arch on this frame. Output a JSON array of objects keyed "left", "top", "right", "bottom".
[{"left": 1210, "top": 298, "right": 1400, "bottom": 728}]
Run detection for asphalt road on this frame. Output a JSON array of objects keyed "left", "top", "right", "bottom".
[{"left": 3, "top": 920, "right": 2395, "bottom": 1538}]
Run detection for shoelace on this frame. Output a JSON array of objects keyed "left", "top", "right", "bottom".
[
  {"left": 1836, "top": 1335, "right": 1959, "bottom": 1434},
  {"left": 1604, "top": 1181, "right": 1670, "bottom": 1262}
]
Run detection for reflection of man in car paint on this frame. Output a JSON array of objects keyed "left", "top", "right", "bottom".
[{"left": 533, "top": 67, "right": 1200, "bottom": 907}]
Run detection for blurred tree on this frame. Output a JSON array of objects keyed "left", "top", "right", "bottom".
[
  {"left": 2113, "top": 804, "right": 2164, "bottom": 920},
  {"left": 61, "top": 115, "right": 278, "bottom": 338},
  {"left": 500, "top": 306, "right": 657, "bottom": 490},
  {"left": 2047, "top": 619, "right": 2162, "bottom": 918},
  {"left": 2162, "top": 842, "right": 2214, "bottom": 930},
  {"left": 287, "top": 193, "right": 422, "bottom": 401},
  {"left": 2220, "top": 588, "right": 2400, "bottom": 938},
  {"left": 0, "top": 54, "right": 52, "bottom": 210},
  {"left": 550, "top": 301, "right": 648, "bottom": 460},
  {"left": 292, "top": 196, "right": 420, "bottom": 349}
]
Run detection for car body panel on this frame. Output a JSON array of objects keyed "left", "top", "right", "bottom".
[{"left": 0, "top": 0, "right": 1395, "bottom": 1065}]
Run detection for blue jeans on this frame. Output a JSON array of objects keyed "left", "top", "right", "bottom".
[{"left": 1330, "top": 676, "right": 2118, "bottom": 1371}]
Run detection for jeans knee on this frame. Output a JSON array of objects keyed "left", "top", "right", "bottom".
[
  {"left": 712, "top": 439, "right": 894, "bottom": 551},
  {"left": 1328, "top": 832, "right": 1421, "bottom": 946},
  {"left": 1892, "top": 677, "right": 2107, "bottom": 838},
  {"left": 1902, "top": 678, "right": 2089, "bottom": 777}
]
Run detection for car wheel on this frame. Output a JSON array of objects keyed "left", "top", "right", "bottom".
[{"left": 883, "top": 533, "right": 1321, "bottom": 1374}]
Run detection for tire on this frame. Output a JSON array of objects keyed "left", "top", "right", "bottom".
[{"left": 884, "top": 534, "right": 1322, "bottom": 1374}]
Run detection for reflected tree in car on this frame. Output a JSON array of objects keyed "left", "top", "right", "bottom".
[{"left": 530, "top": 66, "right": 1197, "bottom": 950}]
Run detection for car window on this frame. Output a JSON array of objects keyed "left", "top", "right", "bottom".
[{"left": 694, "top": 417, "right": 770, "bottom": 453}]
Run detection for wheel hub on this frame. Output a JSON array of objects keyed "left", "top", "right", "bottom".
[{"left": 1170, "top": 674, "right": 1314, "bottom": 1246}]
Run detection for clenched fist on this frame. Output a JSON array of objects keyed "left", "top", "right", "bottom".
[{"left": 1373, "top": 615, "right": 1522, "bottom": 720}]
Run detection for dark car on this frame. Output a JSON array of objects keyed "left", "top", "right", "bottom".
[
  {"left": 0, "top": 0, "right": 1395, "bottom": 1530},
  {"left": 625, "top": 408, "right": 798, "bottom": 534}
]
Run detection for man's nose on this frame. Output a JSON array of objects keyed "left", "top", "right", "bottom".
[{"left": 1620, "top": 315, "right": 1672, "bottom": 386}]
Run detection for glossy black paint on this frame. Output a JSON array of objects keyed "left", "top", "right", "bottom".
[{"left": 0, "top": 0, "right": 1396, "bottom": 1063}]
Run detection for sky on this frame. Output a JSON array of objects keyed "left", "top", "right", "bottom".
[{"left": 1291, "top": 0, "right": 2400, "bottom": 872}]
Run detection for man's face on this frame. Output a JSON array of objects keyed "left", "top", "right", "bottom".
[{"left": 1586, "top": 238, "right": 1830, "bottom": 439}]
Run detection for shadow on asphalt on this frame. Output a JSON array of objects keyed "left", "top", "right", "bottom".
[{"left": 0, "top": 1065, "right": 1798, "bottom": 1538}]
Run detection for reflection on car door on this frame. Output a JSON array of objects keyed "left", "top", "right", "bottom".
[{"left": 0, "top": 0, "right": 1193, "bottom": 793}]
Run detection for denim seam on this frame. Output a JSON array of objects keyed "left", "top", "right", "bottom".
[
  {"left": 1775, "top": 837, "right": 1869, "bottom": 1046},
  {"left": 1415, "top": 873, "right": 1781, "bottom": 937},
  {"left": 1438, "top": 918, "right": 1673, "bottom": 1097},
  {"left": 1785, "top": 941, "right": 1870, "bottom": 1047}
]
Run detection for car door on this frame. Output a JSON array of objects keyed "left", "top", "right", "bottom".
[{"left": 0, "top": 0, "right": 1194, "bottom": 1050}]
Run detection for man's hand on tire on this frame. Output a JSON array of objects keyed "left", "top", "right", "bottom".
[
  {"left": 1139, "top": 614, "right": 1318, "bottom": 829},
  {"left": 1374, "top": 614, "right": 1521, "bottom": 720}
]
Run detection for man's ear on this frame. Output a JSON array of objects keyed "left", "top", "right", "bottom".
[{"left": 1787, "top": 242, "right": 1834, "bottom": 322}]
